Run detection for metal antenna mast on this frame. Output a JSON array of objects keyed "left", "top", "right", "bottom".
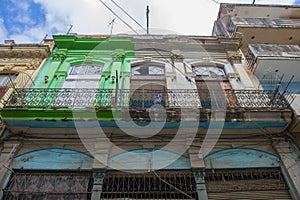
[
  {"left": 66, "top": 24, "right": 73, "bottom": 34},
  {"left": 146, "top": 5, "right": 150, "bottom": 34},
  {"left": 108, "top": 18, "right": 116, "bottom": 35},
  {"left": 40, "top": 34, "right": 48, "bottom": 44}
]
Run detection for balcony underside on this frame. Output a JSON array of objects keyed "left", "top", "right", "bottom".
[{"left": 1, "top": 107, "right": 291, "bottom": 133}]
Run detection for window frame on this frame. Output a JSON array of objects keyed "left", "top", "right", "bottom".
[
  {"left": 131, "top": 62, "right": 166, "bottom": 80},
  {"left": 192, "top": 64, "right": 227, "bottom": 81}
]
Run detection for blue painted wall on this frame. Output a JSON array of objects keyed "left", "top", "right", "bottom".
[
  {"left": 204, "top": 148, "right": 280, "bottom": 169},
  {"left": 108, "top": 148, "right": 191, "bottom": 170},
  {"left": 5, "top": 120, "right": 288, "bottom": 129},
  {"left": 11, "top": 148, "right": 94, "bottom": 170}
]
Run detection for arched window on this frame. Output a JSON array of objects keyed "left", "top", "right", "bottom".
[
  {"left": 204, "top": 148, "right": 292, "bottom": 199},
  {"left": 192, "top": 63, "right": 229, "bottom": 108},
  {"left": 192, "top": 64, "right": 226, "bottom": 80},
  {"left": 69, "top": 64, "right": 103, "bottom": 75},
  {"left": 62, "top": 64, "right": 104, "bottom": 88},
  {"left": 131, "top": 62, "right": 165, "bottom": 78},
  {"left": 4, "top": 148, "right": 94, "bottom": 199}
]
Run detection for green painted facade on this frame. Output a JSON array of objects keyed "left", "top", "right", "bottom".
[
  {"left": 33, "top": 35, "right": 135, "bottom": 90},
  {"left": 1, "top": 35, "right": 135, "bottom": 122}
]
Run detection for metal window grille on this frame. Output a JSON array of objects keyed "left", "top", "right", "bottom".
[
  {"left": 205, "top": 168, "right": 289, "bottom": 193},
  {"left": 100, "top": 170, "right": 198, "bottom": 200},
  {"left": 3, "top": 170, "right": 93, "bottom": 200}
]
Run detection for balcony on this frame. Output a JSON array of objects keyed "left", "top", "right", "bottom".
[
  {"left": 245, "top": 44, "right": 300, "bottom": 94},
  {"left": 1, "top": 88, "right": 292, "bottom": 109},
  {"left": 229, "top": 17, "right": 300, "bottom": 30},
  {"left": 0, "top": 88, "right": 291, "bottom": 109},
  {"left": 0, "top": 88, "right": 292, "bottom": 124}
]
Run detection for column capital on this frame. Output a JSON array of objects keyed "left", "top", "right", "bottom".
[{"left": 52, "top": 50, "right": 67, "bottom": 62}]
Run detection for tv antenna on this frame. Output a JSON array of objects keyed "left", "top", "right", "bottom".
[
  {"left": 65, "top": 24, "right": 73, "bottom": 34},
  {"left": 40, "top": 34, "right": 48, "bottom": 44},
  {"left": 108, "top": 18, "right": 116, "bottom": 35}
]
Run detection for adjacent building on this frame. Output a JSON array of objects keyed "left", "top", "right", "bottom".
[{"left": 213, "top": 3, "right": 300, "bottom": 199}]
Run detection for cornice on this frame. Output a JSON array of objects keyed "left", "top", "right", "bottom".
[{"left": 0, "top": 45, "right": 50, "bottom": 59}]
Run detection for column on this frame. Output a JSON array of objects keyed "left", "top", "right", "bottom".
[
  {"left": 189, "top": 148, "right": 208, "bottom": 200},
  {"left": 91, "top": 169, "right": 106, "bottom": 200},
  {"left": 192, "top": 169, "right": 208, "bottom": 200}
]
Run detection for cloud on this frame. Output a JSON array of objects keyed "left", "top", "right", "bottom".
[
  {"left": 34, "top": 0, "right": 112, "bottom": 34},
  {"left": 0, "top": 18, "right": 8, "bottom": 40},
  {"left": 2, "top": 0, "right": 298, "bottom": 43}
]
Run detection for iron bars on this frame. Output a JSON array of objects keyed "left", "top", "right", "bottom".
[{"left": 2, "top": 88, "right": 291, "bottom": 110}]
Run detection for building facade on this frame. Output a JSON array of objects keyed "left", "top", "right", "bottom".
[
  {"left": 213, "top": 3, "right": 300, "bottom": 199},
  {"left": 0, "top": 40, "right": 51, "bottom": 197},
  {"left": 0, "top": 3, "right": 299, "bottom": 200}
]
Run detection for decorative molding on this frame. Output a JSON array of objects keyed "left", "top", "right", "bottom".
[
  {"left": 3, "top": 64, "right": 15, "bottom": 71},
  {"left": 25, "top": 60, "right": 41, "bottom": 70},
  {"left": 0, "top": 58, "right": 43, "bottom": 73},
  {"left": 93, "top": 171, "right": 106, "bottom": 185},
  {"left": 0, "top": 47, "right": 50, "bottom": 59},
  {"left": 193, "top": 170, "right": 206, "bottom": 183},
  {"left": 227, "top": 51, "right": 242, "bottom": 64},
  {"left": 52, "top": 50, "right": 67, "bottom": 62},
  {"left": 170, "top": 50, "right": 184, "bottom": 62},
  {"left": 112, "top": 49, "right": 125, "bottom": 62}
]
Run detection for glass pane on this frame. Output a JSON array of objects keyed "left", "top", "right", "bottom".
[
  {"left": 132, "top": 63, "right": 165, "bottom": 76},
  {"left": 132, "top": 66, "right": 142, "bottom": 75},
  {"left": 193, "top": 67, "right": 209, "bottom": 76},
  {"left": 208, "top": 67, "right": 225, "bottom": 77},
  {"left": 86, "top": 65, "right": 103, "bottom": 75},
  {"left": 149, "top": 66, "right": 164, "bottom": 75},
  {"left": 193, "top": 65, "right": 226, "bottom": 80},
  {"left": 0, "top": 74, "right": 17, "bottom": 86},
  {"left": 70, "top": 65, "right": 87, "bottom": 75}
]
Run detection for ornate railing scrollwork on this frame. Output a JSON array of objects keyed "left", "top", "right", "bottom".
[{"left": 2, "top": 88, "right": 291, "bottom": 110}]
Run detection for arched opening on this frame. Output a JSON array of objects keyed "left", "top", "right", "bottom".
[
  {"left": 204, "top": 148, "right": 292, "bottom": 200},
  {"left": 100, "top": 148, "right": 198, "bottom": 199},
  {"left": 3, "top": 148, "right": 94, "bottom": 199}
]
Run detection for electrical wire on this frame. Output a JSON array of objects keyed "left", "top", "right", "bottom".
[
  {"left": 110, "top": 0, "right": 146, "bottom": 32},
  {"left": 97, "top": 0, "right": 213, "bottom": 90},
  {"left": 152, "top": 170, "right": 194, "bottom": 199},
  {"left": 98, "top": 0, "right": 139, "bottom": 34},
  {"left": 211, "top": 0, "right": 221, "bottom": 4}
]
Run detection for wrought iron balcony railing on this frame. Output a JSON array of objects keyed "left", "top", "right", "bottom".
[{"left": 1, "top": 88, "right": 291, "bottom": 110}]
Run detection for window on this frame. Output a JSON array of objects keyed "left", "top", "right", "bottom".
[
  {"left": 3, "top": 171, "right": 93, "bottom": 200},
  {"left": 62, "top": 64, "right": 104, "bottom": 89},
  {"left": 205, "top": 168, "right": 292, "bottom": 199},
  {"left": 131, "top": 63, "right": 165, "bottom": 77},
  {"left": 101, "top": 170, "right": 198, "bottom": 199},
  {"left": 0, "top": 74, "right": 17, "bottom": 97},
  {"left": 192, "top": 64, "right": 229, "bottom": 108},
  {"left": 130, "top": 62, "right": 166, "bottom": 108},
  {"left": 192, "top": 65, "right": 226, "bottom": 80},
  {"left": 69, "top": 65, "right": 103, "bottom": 75}
]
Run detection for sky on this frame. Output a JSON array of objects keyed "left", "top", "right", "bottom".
[{"left": 0, "top": 0, "right": 299, "bottom": 43}]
